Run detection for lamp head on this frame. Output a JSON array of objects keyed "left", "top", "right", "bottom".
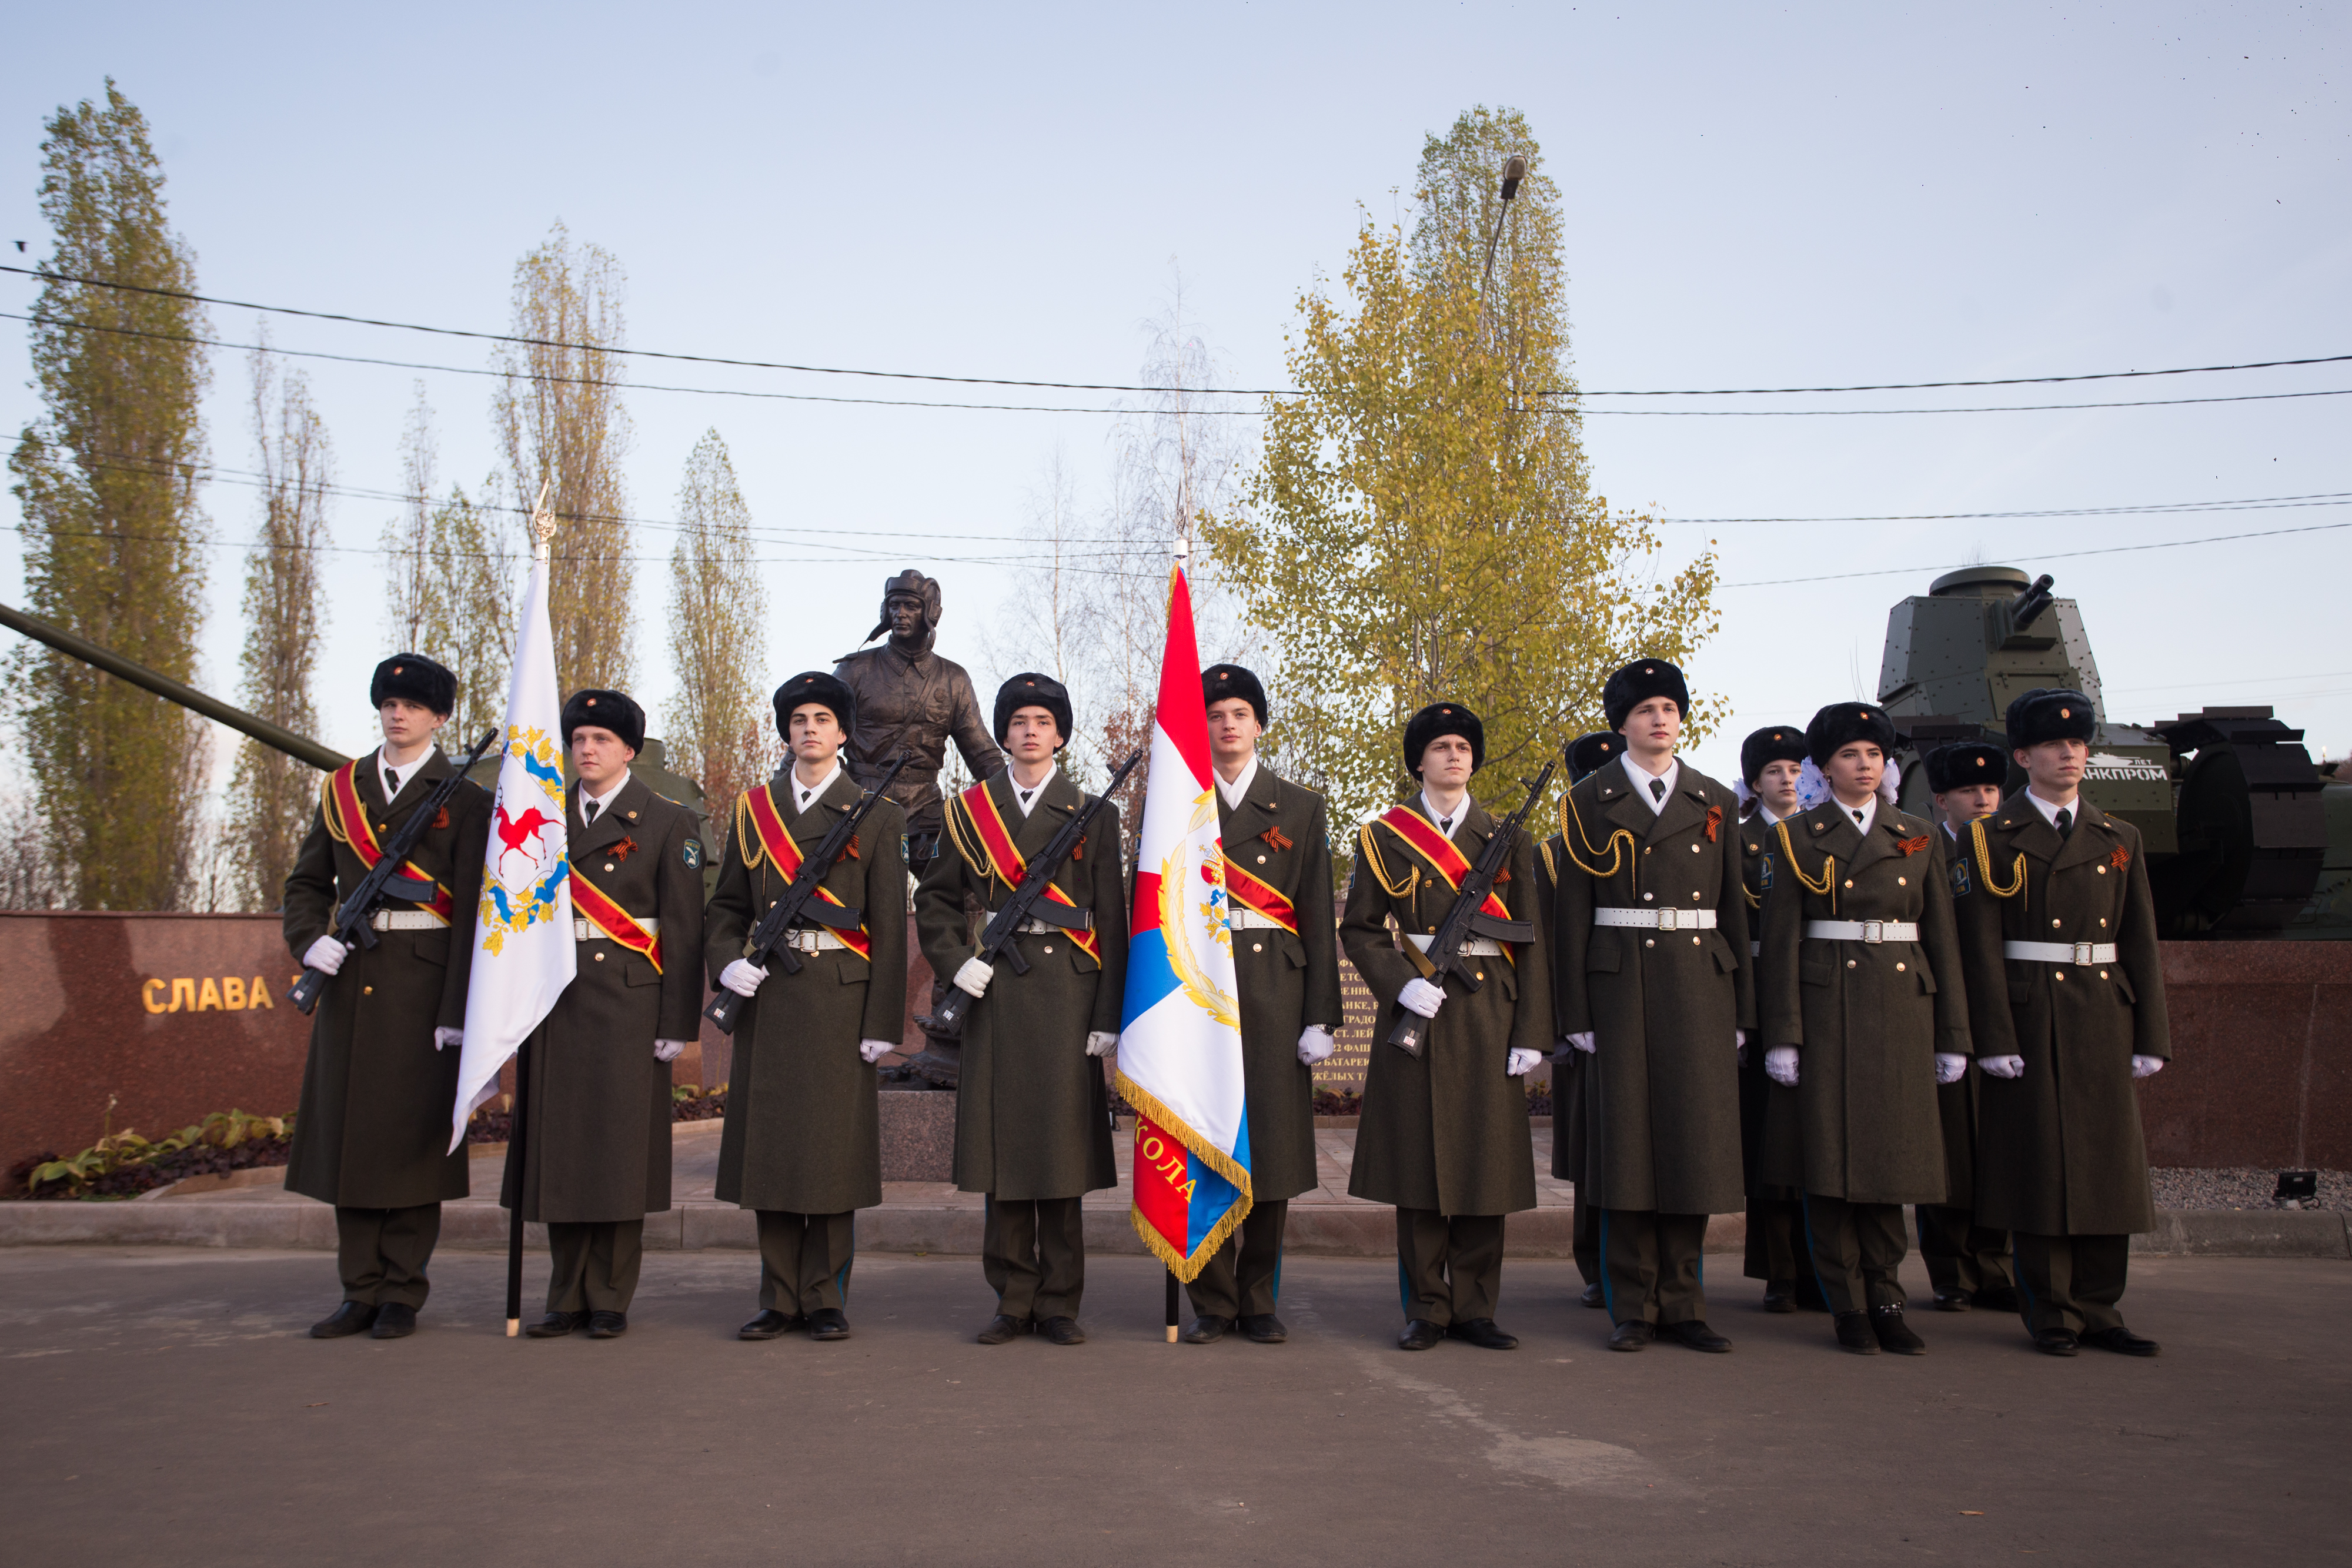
[{"left": 1499, "top": 155, "right": 1528, "bottom": 202}]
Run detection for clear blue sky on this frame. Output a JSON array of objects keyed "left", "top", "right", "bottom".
[{"left": 4, "top": 1, "right": 2346, "bottom": 790}]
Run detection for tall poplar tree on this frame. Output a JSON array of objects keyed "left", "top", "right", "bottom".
[
  {"left": 7, "top": 81, "right": 212, "bottom": 909},
  {"left": 664, "top": 429, "right": 769, "bottom": 850}
]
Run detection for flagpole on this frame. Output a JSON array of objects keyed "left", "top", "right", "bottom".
[
  {"left": 504, "top": 479, "right": 556, "bottom": 1338},
  {"left": 1168, "top": 531, "right": 1186, "bottom": 1348}
]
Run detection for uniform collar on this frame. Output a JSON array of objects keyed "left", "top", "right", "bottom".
[
  {"left": 791, "top": 758, "right": 845, "bottom": 813},
  {"left": 1215, "top": 753, "right": 1259, "bottom": 811},
  {"left": 1621, "top": 751, "right": 1679, "bottom": 815}
]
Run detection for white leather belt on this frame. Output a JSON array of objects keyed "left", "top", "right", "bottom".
[
  {"left": 1228, "top": 908, "right": 1291, "bottom": 931},
  {"left": 574, "top": 917, "right": 660, "bottom": 941},
  {"left": 781, "top": 928, "right": 848, "bottom": 954},
  {"left": 1408, "top": 934, "right": 1504, "bottom": 957},
  {"left": 1593, "top": 906, "right": 1719, "bottom": 931},
  {"left": 1805, "top": 920, "right": 1919, "bottom": 943},
  {"left": 1014, "top": 918, "right": 1063, "bottom": 935},
  {"left": 370, "top": 910, "right": 449, "bottom": 931},
  {"left": 2005, "top": 940, "right": 2117, "bottom": 965}
]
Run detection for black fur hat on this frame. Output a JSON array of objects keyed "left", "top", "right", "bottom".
[
  {"left": 1740, "top": 724, "right": 1810, "bottom": 787},
  {"left": 370, "top": 653, "right": 456, "bottom": 717},
  {"left": 1201, "top": 663, "right": 1269, "bottom": 728},
  {"left": 1565, "top": 731, "right": 1621, "bottom": 784},
  {"left": 2004, "top": 687, "right": 2097, "bottom": 748},
  {"left": 774, "top": 671, "right": 858, "bottom": 741},
  {"left": 561, "top": 688, "right": 645, "bottom": 753},
  {"left": 1926, "top": 740, "right": 2007, "bottom": 793},
  {"left": 1806, "top": 702, "right": 1900, "bottom": 767},
  {"left": 1602, "top": 658, "right": 1690, "bottom": 731},
  {"left": 1403, "top": 701, "right": 1484, "bottom": 777},
  {"left": 995, "top": 671, "right": 1073, "bottom": 747}
]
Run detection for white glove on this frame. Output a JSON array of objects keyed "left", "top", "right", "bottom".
[
  {"left": 655, "top": 1038, "right": 691, "bottom": 1063},
  {"left": 1765, "top": 1047, "right": 1799, "bottom": 1087},
  {"left": 1735, "top": 1028, "right": 1747, "bottom": 1051},
  {"left": 1567, "top": 1031, "right": 1596, "bottom": 1055},
  {"left": 1506, "top": 1047, "right": 1542, "bottom": 1077},
  {"left": 1397, "top": 977, "right": 1446, "bottom": 1018},
  {"left": 303, "top": 935, "right": 349, "bottom": 975},
  {"left": 433, "top": 1027, "right": 462, "bottom": 1053},
  {"left": 859, "top": 1038, "right": 895, "bottom": 1065},
  {"left": 2131, "top": 1055, "right": 2165, "bottom": 1079},
  {"left": 1085, "top": 1031, "right": 1119, "bottom": 1058},
  {"left": 1297, "top": 1026, "right": 1336, "bottom": 1065},
  {"left": 1934, "top": 1052, "right": 1966, "bottom": 1085},
  {"left": 720, "top": 959, "right": 769, "bottom": 998},
  {"left": 1979, "top": 1054, "right": 2025, "bottom": 1079},
  {"left": 953, "top": 957, "right": 994, "bottom": 998}
]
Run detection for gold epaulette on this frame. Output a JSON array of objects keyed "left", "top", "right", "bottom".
[
  {"left": 1773, "top": 818, "right": 1840, "bottom": 913},
  {"left": 1969, "top": 817, "right": 2028, "bottom": 899}
]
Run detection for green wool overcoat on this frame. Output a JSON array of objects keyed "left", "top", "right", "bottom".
[
  {"left": 1342, "top": 794, "right": 1546, "bottom": 1218},
  {"left": 1950, "top": 795, "right": 2169, "bottom": 1236},
  {"left": 1734, "top": 807, "right": 1800, "bottom": 1202},
  {"left": 708, "top": 771, "right": 908, "bottom": 1215},
  {"left": 914, "top": 769, "right": 1122, "bottom": 1202},
  {"left": 1536, "top": 834, "right": 1591, "bottom": 1190},
  {"left": 1757, "top": 801, "right": 1972, "bottom": 1205},
  {"left": 1218, "top": 765, "right": 1345, "bottom": 1204},
  {"left": 1551, "top": 759, "right": 1752, "bottom": 1216},
  {"left": 282, "top": 748, "right": 490, "bottom": 1209},
  {"left": 502, "top": 776, "right": 706, "bottom": 1223}
]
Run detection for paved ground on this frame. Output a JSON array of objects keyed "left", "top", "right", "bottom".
[{"left": 4, "top": 1249, "right": 2345, "bottom": 1565}]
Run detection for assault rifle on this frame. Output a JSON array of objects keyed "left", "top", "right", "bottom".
[
  {"left": 1387, "top": 758, "right": 1556, "bottom": 1059},
  {"left": 927, "top": 749, "right": 1144, "bottom": 1039},
  {"left": 287, "top": 728, "right": 501, "bottom": 1015},
  {"left": 704, "top": 753, "right": 912, "bottom": 1034}
]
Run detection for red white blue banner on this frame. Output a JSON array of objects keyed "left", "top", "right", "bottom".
[{"left": 1115, "top": 567, "right": 1252, "bottom": 1279}]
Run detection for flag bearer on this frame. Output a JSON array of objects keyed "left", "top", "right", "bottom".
[
  {"left": 284, "top": 654, "right": 491, "bottom": 1341},
  {"left": 1953, "top": 688, "right": 2170, "bottom": 1358},
  {"left": 1917, "top": 739, "right": 2019, "bottom": 1313},
  {"left": 916, "top": 673, "right": 1126, "bottom": 1347},
  {"left": 1541, "top": 730, "right": 1626, "bottom": 1313},
  {"left": 1178, "top": 665, "right": 1344, "bottom": 1346},
  {"left": 505, "top": 690, "right": 706, "bottom": 1340},
  {"left": 711, "top": 673, "right": 908, "bottom": 1343},
  {"left": 1344, "top": 701, "right": 1549, "bottom": 1352},
  {"left": 1553, "top": 660, "right": 1750, "bottom": 1354},
  {"left": 1756, "top": 704, "right": 1971, "bottom": 1356}
]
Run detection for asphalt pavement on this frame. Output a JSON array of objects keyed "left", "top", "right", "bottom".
[{"left": 3, "top": 1247, "right": 2345, "bottom": 1566}]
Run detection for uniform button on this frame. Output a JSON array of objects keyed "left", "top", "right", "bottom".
[
  {"left": 2052, "top": 918, "right": 2062, "bottom": 928},
  {"left": 1846, "top": 959, "right": 1857, "bottom": 969},
  {"left": 2097, "top": 865, "right": 2109, "bottom": 875},
  {"left": 1644, "top": 938, "right": 1655, "bottom": 948},
  {"left": 1895, "top": 961, "right": 1906, "bottom": 972},
  {"left": 1897, "top": 876, "right": 1906, "bottom": 886},
  {"left": 594, "top": 952, "right": 604, "bottom": 962},
  {"left": 1643, "top": 846, "right": 1652, "bottom": 855},
  {"left": 2098, "top": 969, "right": 2109, "bottom": 979},
  {"left": 1043, "top": 944, "right": 1054, "bottom": 954},
  {"left": 1692, "top": 936, "right": 1702, "bottom": 946},
  {"left": 2099, "top": 918, "right": 2109, "bottom": 928},
  {"left": 1690, "top": 844, "right": 1702, "bottom": 854},
  {"left": 2055, "top": 970, "right": 2066, "bottom": 981},
  {"left": 1252, "top": 942, "right": 1263, "bottom": 953},
  {"left": 1475, "top": 971, "right": 1486, "bottom": 981},
  {"left": 362, "top": 985, "right": 374, "bottom": 995},
  {"left": 1692, "top": 891, "right": 1701, "bottom": 900},
  {"left": 1843, "top": 880, "right": 1854, "bottom": 890},
  {"left": 1643, "top": 892, "right": 1655, "bottom": 902},
  {"left": 1257, "top": 854, "right": 1267, "bottom": 864}
]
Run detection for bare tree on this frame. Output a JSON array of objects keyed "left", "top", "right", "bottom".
[
  {"left": 664, "top": 429, "right": 771, "bottom": 851},
  {"left": 380, "top": 383, "right": 435, "bottom": 653}
]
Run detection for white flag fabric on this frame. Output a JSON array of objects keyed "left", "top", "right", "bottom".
[{"left": 447, "top": 550, "right": 576, "bottom": 1152}]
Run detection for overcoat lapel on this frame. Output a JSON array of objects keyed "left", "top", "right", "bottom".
[
  {"left": 1599, "top": 760, "right": 1655, "bottom": 839},
  {"left": 380, "top": 748, "right": 453, "bottom": 817},
  {"left": 2051, "top": 797, "right": 2116, "bottom": 874},
  {"left": 1992, "top": 798, "right": 2065, "bottom": 868},
  {"left": 573, "top": 775, "right": 648, "bottom": 860},
  {"left": 1847, "top": 814, "right": 1899, "bottom": 876},
  {"left": 1649, "top": 784, "right": 1705, "bottom": 847},
  {"left": 1005, "top": 770, "right": 1078, "bottom": 861},
  {"left": 1218, "top": 770, "right": 1278, "bottom": 849}
]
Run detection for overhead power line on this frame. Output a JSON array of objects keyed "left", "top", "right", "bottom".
[
  {"left": 1720, "top": 519, "right": 2352, "bottom": 589},
  {"left": 8, "top": 262, "right": 2348, "bottom": 400}
]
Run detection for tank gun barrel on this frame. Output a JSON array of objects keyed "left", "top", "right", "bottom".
[
  {"left": 2006, "top": 573, "right": 2056, "bottom": 633},
  {"left": 0, "top": 600, "right": 348, "bottom": 772}
]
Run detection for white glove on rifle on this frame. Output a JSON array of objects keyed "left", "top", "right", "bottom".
[
  {"left": 1934, "top": 1052, "right": 1966, "bottom": 1085},
  {"left": 655, "top": 1039, "right": 691, "bottom": 1062},
  {"left": 433, "top": 1027, "right": 462, "bottom": 1052},
  {"left": 1566, "top": 1031, "right": 1596, "bottom": 1055},
  {"left": 1297, "top": 1026, "right": 1336, "bottom": 1066},
  {"left": 953, "top": 957, "right": 994, "bottom": 998},
  {"left": 2131, "top": 1055, "right": 2165, "bottom": 1079},
  {"left": 1765, "top": 1047, "right": 1799, "bottom": 1087},
  {"left": 1397, "top": 977, "right": 1446, "bottom": 1018},
  {"left": 303, "top": 935, "right": 349, "bottom": 975},
  {"left": 1085, "top": 1031, "right": 1119, "bottom": 1058},
  {"left": 720, "top": 959, "right": 769, "bottom": 998},
  {"left": 858, "top": 1038, "right": 895, "bottom": 1065},
  {"left": 1979, "top": 1054, "right": 2025, "bottom": 1079},
  {"left": 1506, "top": 1047, "right": 1542, "bottom": 1077}
]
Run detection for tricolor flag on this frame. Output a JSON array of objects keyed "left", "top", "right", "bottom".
[
  {"left": 1115, "top": 567, "right": 1251, "bottom": 1279},
  {"left": 447, "top": 542, "right": 577, "bottom": 1152}
]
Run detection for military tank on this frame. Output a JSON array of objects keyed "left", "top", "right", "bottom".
[{"left": 1874, "top": 565, "right": 2346, "bottom": 938}]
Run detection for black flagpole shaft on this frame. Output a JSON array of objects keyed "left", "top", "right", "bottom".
[
  {"left": 1165, "top": 1267, "right": 1180, "bottom": 1343},
  {"left": 505, "top": 1045, "right": 527, "bottom": 1336}
]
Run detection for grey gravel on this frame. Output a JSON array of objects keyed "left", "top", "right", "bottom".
[{"left": 2150, "top": 1166, "right": 2346, "bottom": 1212}]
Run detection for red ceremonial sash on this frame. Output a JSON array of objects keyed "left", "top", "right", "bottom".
[
  {"left": 321, "top": 761, "right": 455, "bottom": 924},
  {"left": 950, "top": 780, "right": 1102, "bottom": 963},
  {"left": 1374, "top": 804, "right": 1518, "bottom": 964},
  {"left": 740, "top": 784, "right": 872, "bottom": 962},
  {"left": 571, "top": 870, "right": 662, "bottom": 972},
  {"left": 1222, "top": 857, "right": 1297, "bottom": 934}
]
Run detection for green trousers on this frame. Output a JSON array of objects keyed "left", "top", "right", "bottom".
[
  {"left": 335, "top": 1203, "right": 440, "bottom": 1309},
  {"left": 983, "top": 1196, "right": 1085, "bottom": 1321},
  {"left": 1187, "top": 1199, "right": 1288, "bottom": 1319},
  {"left": 1801, "top": 1193, "right": 1908, "bottom": 1313},
  {"left": 757, "top": 1210, "right": 856, "bottom": 1314},
  {"left": 1601, "top": 1209, "right": 1710, "bottom": 1326},
  {"left": 2011, "top": 1232, "right": 2129, "bottom": 1336},
  {"left": 1917, "top": 1204, "right": 2012, "bottom": 1298},
  {"left": 1395, "top": 1208, "right": 1506, "bottom": 1326},
  {"left": 546, "top": 1219, "right": 645, "bottom": 1314}
]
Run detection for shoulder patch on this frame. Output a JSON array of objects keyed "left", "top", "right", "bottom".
[
  {"left": 1949, "top": 857, "right": 1970, "bottom": 899},
  {"left": 683, "top": 838, "right": 703, "bottom": 869},
  {"left": 1759, "top": 854, "right": 1773, "bottom": 890}
]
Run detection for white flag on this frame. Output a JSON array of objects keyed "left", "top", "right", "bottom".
[{"left": 448, "top": 548, "right": 576, "bottom": 1152}]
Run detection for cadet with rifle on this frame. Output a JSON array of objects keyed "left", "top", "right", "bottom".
[
  {"left": 283, "top": 654, "right": 492, "bottom": 1341},
  {"left": 916, "top": 673, "right": 1129, "bottom": 1347},
  {"left": 709, "top": 673, "right": 909, "bottom": 1342},
  {"left": 1343, "top": 702, "right": 1551, "bottom": 1352}
]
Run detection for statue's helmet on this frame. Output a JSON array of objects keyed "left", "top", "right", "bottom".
[{"left": 874, "top": 570, "right": 943, "bottom": 640}]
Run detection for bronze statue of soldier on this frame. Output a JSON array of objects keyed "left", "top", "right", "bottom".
[{"left": 835, "top": 569, "right": 1004, "bottom": 1087}]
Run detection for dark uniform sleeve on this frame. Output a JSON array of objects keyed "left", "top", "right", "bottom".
[
  {"left": 1918, "top": 830, "right": 1973, "bottom": 1057},
  {"left": 914, "top": 824, "right": 978, "bottom": 979},
  {"left": 1551, "top": 827, "right": 1596, "bottom": 1037},
  {"left": 1088, "top": 803, "right": 1128, "bottom": 1036},
  {"left": 283, "top": 803, "right": 338, "bottom": 959},
  {"left": 706, "top": 804, "right": 755, "bottom": 987},
  {"left": 1718, "top": 804, "right": 1756, "bottom": 1032},
  {"left": 1339, "top": 833, "right": 1414, "bottom": 1008},
  {"left": 435, "top": 781, "right": 492, "bottom": 1032},
  {"left": 655, "top": 806, "right": 709, "bottom": 1041},
  {"left": 1504, "top": 827, "right": 1553, "bottom": 1056},
  {"left": 1757, "top": 825, "right": 1805, "bottom": 1049},
  {"left": 858, "top": 803, "right": 910, "bottom": 1042},
  {"left": 948, "top": 670, "right": 1007, "bottom": 781},
  {"left": 1297, "top": 792, "right": 1344, "bottom": 1029},
  {"left": 2118, "top": 823, "right": 2171, "bottom": 1060}
]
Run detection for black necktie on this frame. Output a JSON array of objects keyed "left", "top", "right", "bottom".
[
  {"left": 1020, "top": 789, "right": 1035, "bottom": 812},
  {"left": 383, "top": 768, "right": 399, "bottom": 802},
  {"left": 1649, "top": 779, "right": 1665, "bottom": 803},
  {"left": 1853, "top": 808, "right": 1865, "bottom": 825},
  {"left": 583, "top": 799, "right": 600, "bottom": 825},
  {"left": 2055, "top": 807, "right": 2073, "bottom": 838},
  {"left": 1439, "top": 816, "right": 1453, "bottom": 835}
]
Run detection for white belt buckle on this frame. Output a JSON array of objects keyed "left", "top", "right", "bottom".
[
  {"left": 1860, "top": 920, "right": 1886, "bottom": 944},
  {"left": 1656, "top": 907, "right": 1680, "bottom": 932},
  {"left": 2072, "top": 941, "right": 2096, "bottom": 965}
]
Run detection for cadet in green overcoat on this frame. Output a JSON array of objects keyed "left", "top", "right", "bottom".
[
  {"left": 1553, "top": 660, "right": 1750, "bottom": 1355},
  {"left": 1758, "top": 704, "right": 1972, "bottom": 1356},
  {"left": 283, "top": 654, "right": 490, "bottom": 1341},
  {"left": 916, "top": 673, "right": 1125, "bottom": 1347},
  {"left": 1344, "top": 701, "right": 1549, "bottom": 1353},
  {"left": 1953, "top": 687, "right": 2170, "bottom": 1358},
  {"left": 1178, "top": 664, "right": 1344, "bottom": 1345},
  {"left": 709, "top": 672, "right": 908, "bottom": 1342},
  {"left": 1543, "top": 730, "right": 1628, "bottom": 1313},
  {"left": 502, "top": 690, "right": 706, "bottom": 1339}
]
